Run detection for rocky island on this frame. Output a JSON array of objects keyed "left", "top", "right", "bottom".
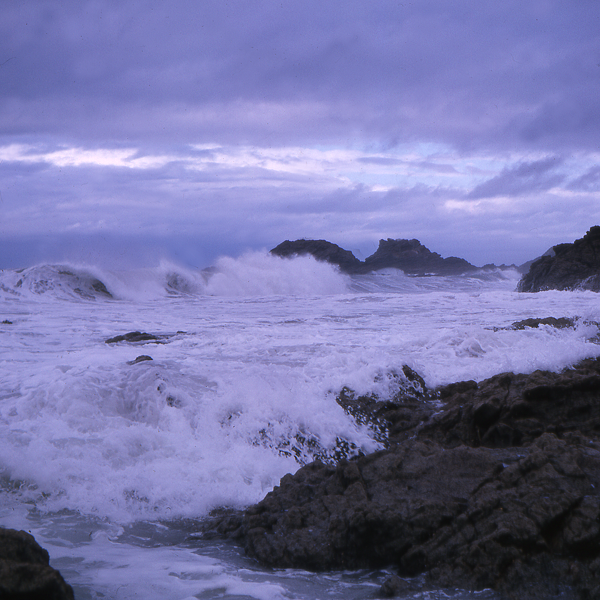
[
  {"left": 273, "top": 228, "right": 600, "bottom": 294},
  {"left": 271, "top": 238, "right": 509, "bottom": 276}
]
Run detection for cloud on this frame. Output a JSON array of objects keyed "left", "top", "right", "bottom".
[
  {"left": 466, "top": 157, "right": 565, "bottom": 199},
  {"left": 2, "top": 1, "right": 600, "bottom": 269},
  {"left": 568, "top": 165, "right": 600, "bottom": 192},
  {"left": 1, "top": 1, "right": 599, "bottom": 151}
]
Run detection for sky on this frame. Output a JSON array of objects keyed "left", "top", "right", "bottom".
[{"left": 1, "top": 0, "right": 600, "bottom": 269}]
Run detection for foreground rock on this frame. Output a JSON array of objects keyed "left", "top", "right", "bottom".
[
  {"left": 418, "top": 357, "right": 600, "bottom": 450},
  {"left": 519, "top": 226, "right": 600, "bottom": 292},
  {"left": 212, "top": 358, "right": 600, "bottom": 599},
  {"left": 0, "top": 528, "right": 74, "bottom": 599}
]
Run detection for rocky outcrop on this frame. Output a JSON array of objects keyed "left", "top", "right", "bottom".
[
  {"left": 362, "top": 238, "right": 478, "bottom": 275},
  {"left": 271, "top": 238, "right": 480, "bottom": 275},
  {"left": 270, "top": 240, "right": 364, "bottom": 273},
  {"left": 0, "top": 528, "right": 74, "bottom": 599},
  {"left": 211, "top": 358, "right": 600, "bottom": 599},
  {"left": 519, "top": 226, "right": 600, "bottom": 292},
  {"left": 105, "top": 331, "right": 162, "bottom": 344},
  {"left": 237, "top": 435, "right": 600, "bottom": 599},
  {"left": 418, "top": 357, "right": 600, "bottom": 450}
]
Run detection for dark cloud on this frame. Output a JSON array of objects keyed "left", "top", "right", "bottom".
[
  {"left": 568, "top": 165, "right": 600, "bottom": 192},
  {"left": 1, "top": 1, "right": 599, "bottom": 150},
  {"left": 467, "top": 157, "right": 565, "bottom": 199},
  {"left": 2, "top": 1, "right": 600, "bottom": 269}
]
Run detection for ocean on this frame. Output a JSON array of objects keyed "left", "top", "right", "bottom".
[{"left": 1, "top": 252, "right": 599, "bottom": 599}]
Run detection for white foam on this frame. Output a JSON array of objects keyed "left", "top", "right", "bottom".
[
  {"left": 1, "top": 263, "right": 600, "bottom": 526},
  {"left": 203, "top": 252, "right": 350, "bottom": 296}
]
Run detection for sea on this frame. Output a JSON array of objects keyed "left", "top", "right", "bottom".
[{"left": 1, "top": 251, "right": 600, "bottom": 600}]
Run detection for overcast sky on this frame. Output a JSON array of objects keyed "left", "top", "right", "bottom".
[{"left": 1, "top": 0, "right": 599, "bottom": 269}]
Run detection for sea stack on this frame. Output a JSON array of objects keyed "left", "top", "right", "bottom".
[
  {"left": 519, "top": 226, "right": 600, "bottom": 292},
  {"left": 270, "top": 239, "right": 364, "bottom": 273},
  {"left": 362, "top": 238, "right": 478, "bottom": 275},
  {"left": 271, "top": 238, "right": 479, "bottom": 275}
]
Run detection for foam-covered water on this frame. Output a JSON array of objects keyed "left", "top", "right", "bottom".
[{"left": 1, "top": 252, "right": 599, "bottom": 599}]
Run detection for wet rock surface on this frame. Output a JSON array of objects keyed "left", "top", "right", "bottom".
[
  {"left": 105, "top": 331, "right": 162, "bottom": 344},
  {"left": 211, "top": 358, "right": 600, "bottom": 599},
  {"left": 127, "top": 354, "right": 154, "bottom": 365},
  {"left": 519, "top": 226, "right": 600, "bottom": 292},
  {"left": 0, "top": 528, "right": 74, "bottom": 599}
]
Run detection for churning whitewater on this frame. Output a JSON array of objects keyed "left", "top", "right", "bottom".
[{"left": 2, "top": 252, "right": 600, "bottom": 599}]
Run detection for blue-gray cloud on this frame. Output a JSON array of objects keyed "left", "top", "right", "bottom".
[
  {"left": 467, "top": 157, "right": 565, "bottom": 199},
  {"left": 2, "top": 1, "right": 600, "bottom": 270},
  {"left": 1, "top": 1, "right": 599, "bottom": 150},
  {"left": 568, "top": 165, "right": 600, "bottom": 192}
]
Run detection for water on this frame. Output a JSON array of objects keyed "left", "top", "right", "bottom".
[{"left": 1, "top": 252, "right": 599, "bottom": 599}]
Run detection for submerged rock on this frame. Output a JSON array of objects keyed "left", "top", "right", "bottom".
[
  {"left": 510, "top": 316, "right": 577, "bottom": 329},
  {"left": 105, "top": 331, "right": 161, "bottom": 344},
  {"left": 211, "top": 358, "right": 600, "bottom": 599},
  {"left": 0, "top": 528, "right": 74, "bottom": 599},
  {"left": 518, "top": 226, "right": 600, "bottom": 292},
  {"left": 127, "top": 354, "right": 153, "bottom": 365}
]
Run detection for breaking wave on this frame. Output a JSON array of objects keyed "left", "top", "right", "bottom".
[{"left": 0, "top": 253, "right": 523, "bottom": 302}]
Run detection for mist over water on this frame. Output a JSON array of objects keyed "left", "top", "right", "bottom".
[{"left": 1, "top": 252, "right": 599, "bottom": 599}]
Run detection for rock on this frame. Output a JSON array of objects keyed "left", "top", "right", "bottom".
[
  {"left": 105, "top": 331, "right": 161, "bottom": 344},
  {"left": 0, "top": 528, "right": 74, "bottom": 599},
  {"left": 127, "top": 354, "right": 153, "bottom": 365},
  {"left": 518, "top": 226, "right": 600, "bottom": 292},
  {"left": 235, "top": 434, "right": 600, "bottom": 598},
  {"left": 510, "top": 316, "right": 577, "bottom": 329},
  {"left": 335, "top": 365, "right": 431, "bottom": 446},
  {"left": 379, "top": 574, "right": 411, "bottom": 597},
  {"left": 210, "top": 358, "right": 600, "bottom": 599},
  {"left": 418, "top": 357, "right": 600, "bottom": 449},
  {"left": 270, "top": 239, "right": 363, "bottom": 273},
  {"left": 90, "top": 279, "right": 112, "bottom": 297},
  {"left": 270, "top": 238, "right": 480, "bottom": 275},
  {"left": 362, "top": 238, "right": 478, "bottom": 275}
]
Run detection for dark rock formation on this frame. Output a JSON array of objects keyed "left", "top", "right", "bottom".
[
  {"left": 362, "top": 238, "right": 478, "bottom": 275},
  {"left": 510, "top": 316, "right": 577, "bottom": 330},
  {"left": 335, "top": 365, "right": 430, "bottom": 446},
  {"left": 418, "top": 357, "right": 600, "bottom": 450},
  {"left": 519, "top": 226, "right": 600, "bottom": 292},
  {"left": 0, "top": 528, "right": 74, "bottom": 599},
  {"left": 127, "top": 354, "right": 153, "bottom": 365},
  {"left": 270, "top": 239, "right": 364, "bottom": 273},
  {"left": 105, "top": 331, "right": 161, "bottom": 344},
  {"left": 270, "top": 238, "right": 480, "bottom": 275},
  {"left": 211, "top": 358, "right": 600, "bottom": 599}
]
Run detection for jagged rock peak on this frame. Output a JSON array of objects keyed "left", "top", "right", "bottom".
[
  {"left": 270, "top": 237, "right": 480, "bottom": 275},
  {"left": 518, "top": 226, "right": 600, "bottom": 292},
  {"left": 363, "top": 238, "right": 477, "bottom": 275}
]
